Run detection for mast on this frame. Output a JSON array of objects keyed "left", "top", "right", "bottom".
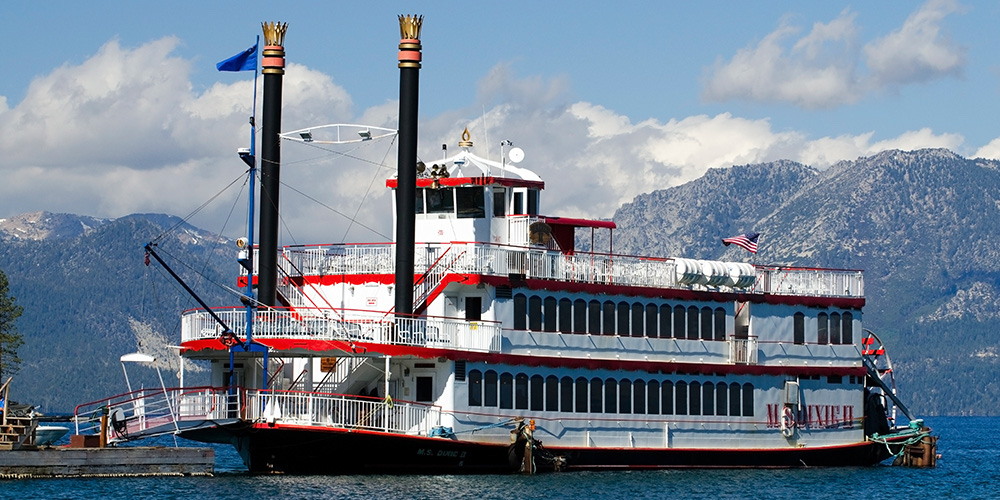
[
  {"left": 394, "top": 14, "right": 423, "bottom": 318},
  {"left": 258, "top": 22, "right": 287, "bottom": 308}
]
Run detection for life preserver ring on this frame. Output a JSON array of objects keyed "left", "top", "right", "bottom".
[{"left": 780, "top": 406, "right": 797, "bottom": 438}]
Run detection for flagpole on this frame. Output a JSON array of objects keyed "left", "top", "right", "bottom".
[{"left": 244, "top": 35, "right": 260, "bottom": 347}]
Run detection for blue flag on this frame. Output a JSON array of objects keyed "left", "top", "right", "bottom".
[{"left": 217, "top": 44, "right": 257, "bottom": 72}]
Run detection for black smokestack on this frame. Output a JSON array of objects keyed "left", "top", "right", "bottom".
[
  {"left": 257, "top": 22, "right": 287, "bottom": 308},
  {"left": 394, "top": 15, "right": 423, "bottom": 317}
]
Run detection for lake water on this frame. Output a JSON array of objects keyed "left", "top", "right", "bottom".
[{"left": 3, "top": 416, "right": 994, "bottom": 499}]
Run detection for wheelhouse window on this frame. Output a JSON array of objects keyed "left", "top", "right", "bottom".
[
  {"left": 527, "top": 188, "right": 539, "bottom": 215},
  {"left": 426, "top": 187, "right": 454, "bottom": 214},
  {"left": 492, "top": 187, "right": 506, "bottom": 217},
  {"left": 415, "top": 188, "right": 425, "bottom": 214},
  {"left": 456, "top": 187, "right": 486, "bottom": 218}
]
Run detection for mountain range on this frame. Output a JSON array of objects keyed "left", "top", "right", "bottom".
[{"left": 1, "top": 148, "right": 998, "bottom": 415}]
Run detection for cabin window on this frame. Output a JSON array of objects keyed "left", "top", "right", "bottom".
[
  {"left": 499, "top": 373, "right": 513, "bottom": 409},
  {"left": 647, "top": 381, "right": 660, "bottom": 414},
  {"left": 742, "top": 383, "right": 754, "bottom": 416},
  {"left": 468, "top": 370, "right": 482, "bottom": 406},
  {"left": 675, "top": 381, "right": 688, "bottom": 415},
  {"left": 492, "top": 188, "right": 506, "bottom": 217},
  {"left": 714, "top": 308, "right": 727, "bottom": 341},
  {"left": 701, "top": 307, "right": 713, "bottom": 340},
  {"left": 527, "top": 188, "right": 539, "bottom": 215},
  {"left": 513, "top": 294, "right": 526, "bottom": 330},
  {"left": 661, "top": 304, "right": 673, "bottom": 338},
  {"left": 687, "top": 306, "right": 700, "bottom": 339},
  {"left": 603, "top": 301, "right": 616, "bottom": 335},
  {"left": 415, "top": 188, "right": 425, "bottom": 214},
  {"left": 827, "top": 375, "right": 843, "bottom": 384},
  {"left": 590, "top": 378, "right": 604, "bottom": 413},
  {"left": 544, "top": 297, "right": 557, "bottom": 332},
  {"left": 689, "top": 381, "right": 701, "bottom": 416},
  {"left": 466, "top": 297, "right": 482, "bottom": 322},
  {"left": 646, "top": 304, "right": 659, "bottom": 338},
  {"left": 515, "top": 373, "right": 529, "bottom": 409},
  {"left": 456, "top": 187, "right": 485, "bottom": 218},
  {"left": 715, "top": 382, "right": 728, "bottom": 416},
  {"left": 560, "top": 376, "right": 574, "bottom": 412},
  {"left": 842, "top": 312, "right": 854, "bottom": 344},
  {"left": 662, "top": 381, "right": 674, "bottom": 415},
  {"left": 574, "top": 299, "right": 587, "bottom": 334},
  {"left": 632, "top": 303, "right": 645, "bottom": 337},
  {"left": 604, "top": 378, "right": 618, "bottom": 413},
  {"left": 830, "top": 312, "right": 841, "bottom": 344},
  {"left": 634, "top": 380, "right": 646, "bottom": 414},
  {"left": 528, "top": 295, "right": 542, "bottom": 331},
  {"left": 702, "top": 382, "right": 715, "bottom": 416},
  {"left": 558, "top": 298, "right": 572, "bottom": 333},
  {"left": 793, "top": 312, "right": 805, "bottom": 344},
  {"left": 674, "top": 305, "right": 685, "bottom": 339},
  {"left": 530, "top": 375, "right": 544, "bottom": 411},
  {"left": 484, "top": 370, "right": 498, "bottom": 407},
  {"left": 575, "top": 377, "right": 589, "bottom": 413},
  {"left": 426, "top": 187, "right": 454, "bottom": 214},
  {"left": 416, "top": 376, "right": 434, "bottom": 402},
  {"left": 818, "top": 312, "right": 829, "bottom": 344},
  {"left": 729, "top": 382, "right": 741, "bottom": 416},
  {"left": 588, "top": 300, "right": 602, "bottom": 334},
  {"left": 619, "top": 379, "right": 632, "bottom": 414},
  {"left": 618, "top": 301, "right": 630, "bottom": 336},
  {"left": 545, "top": 375, "right": 559, "bottom": 411}
]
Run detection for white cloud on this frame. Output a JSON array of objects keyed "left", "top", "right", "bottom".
[
  {"left": 704, "top": 1, "right": 964, "bottom": 108},
  {"left": 864, "top": 0, "right": 965, "bottom": 87}
]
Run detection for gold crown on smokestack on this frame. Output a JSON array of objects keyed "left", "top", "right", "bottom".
[
  {"left": 398, "top": 15, "right": 423, "bottom": 40},
  {"left": 262, "top": 21, "right": 288, "bottom": 46}
]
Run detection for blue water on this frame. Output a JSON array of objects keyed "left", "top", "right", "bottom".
[{"left": 4, "top": 417, "right": 995, "bottom": 499}]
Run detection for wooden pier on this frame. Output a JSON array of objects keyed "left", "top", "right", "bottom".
[{"left": 0, "top": 446, "right": 214, "bottom": 478}]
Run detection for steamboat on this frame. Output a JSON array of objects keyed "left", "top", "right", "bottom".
[{"left": 74, "top": 16, "right": 934, "bottom": 473}]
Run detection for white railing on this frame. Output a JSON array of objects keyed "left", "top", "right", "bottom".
[
  {"left": 182, "top": 308, "right": 502, "bottom": 352},
  {"left": 278, "top": 242, "right": 864, "bottom": 298},
  {"left": 75, "top": 388, "right": 441, "bottom": 442},
  {"left": 729, "top": 336, "right": 759, "bottom": 365}
]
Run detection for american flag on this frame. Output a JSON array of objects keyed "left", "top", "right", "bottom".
[{"left": 722, "top": 232, "right": 760, "bottom": 254}]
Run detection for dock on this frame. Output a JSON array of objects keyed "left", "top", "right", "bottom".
[{"left": 0, "top": 446, "right": 214, "bottom": 479}]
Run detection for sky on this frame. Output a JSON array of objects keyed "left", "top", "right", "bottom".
[{"left": 2, "top": 0, "right": 999, "bottom": 244}]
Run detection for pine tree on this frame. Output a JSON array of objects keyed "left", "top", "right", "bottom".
[{"left": 0, "top": 268, "right": 24, "bottom": 381}]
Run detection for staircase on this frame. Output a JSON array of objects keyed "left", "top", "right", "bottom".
[{"left": 0, "top": 377, "right": 37, "bottom": 450}]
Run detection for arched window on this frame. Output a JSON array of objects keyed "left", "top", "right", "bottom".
[
  {"left": 619, "top": 379, "right": 632, "bottom": 413},
  {"left": 715, "top": 382, "right": 728, "bottom": 416},
  {"left": 689, "top": 381, "right": 701, "bottom": 416},
  {"left": 701, "top": 307, "right": 713, "bottom": 340},
  {"left": 499, "top": 372, "right": 513, "bottom": 409},
  {"left": 662, "top": 381, "right": 674, "bottom": 415},
  {"left": 590, "top": 378, "right": 603, "bottom": 413},
  {"left": 558, "top": 298, "right": 573, "bottom": 333},
  {"left": 513, "top": 294, "right": 526, "bottom": 330},
  {"left": 842, "top": 311, "right": 854, "bottom": 344},
  {"left": 515, "top": 373, "right": 529, "bottom": 409},
  {"left": 793, "top": 312, "right": 805, "bottom": 345},
  {"left": 574, "top": 299, "right": 587, "bottom": 334},
  {"left": 648, "top": 380, "right": 661, "bottom": 414},
  {"left": 673, "top": 305, "right": 685, "bottom": 339},
  {"left": 742, "top": 383, "right": 754, "bottom": 416},
  {"left": 484, "top": 370, "right": 498, "bottom": 407},
  {"left": 675, "top": 381, "right": 688, "bottom": 415},
  {"left": 544, "top": 297, "right": 557, "bottom": 332},
  {"left": 545, "top": 375, "right": 559, "bottom": 412},
  {"left": 660, "top": 304, "right": 672, "bottom": 338},
  {"left": 604, "top": 378, "right": 618, "bottom": 413},
  {"left": 530, "top": 375, "right": 544, "bottom": 411},
  {"left": 818, "top": 312, "right": 829, "bottom": 344},
  {"left": 687, "top": 306, "right": 700, "bottom": 339},
  {"left": 528, "top": 296, "right": 542, "bottom": 331},
  {"left": 589, "top": 300, "right": 602, "bottom": 334},
  {"left": 634, "top": 380, "right": 646, "bottom": 414},
  {"left": 646, "top": 303, "right": 659, "bottom": 338},
  {"left": 702, "top": 382, "right": 715, "bottom": 416},
  {"left": 729, "top": 382, "right": 741, "bottom": 416},
  {"left": 603, "top": 301, "right": 617, "bottom": 335},
  {"left": 468, "top": 369, "right": 482, "bottom": 406},
  {"left": 632, "top": 303, "right": 645, "bottom": 337},
  {"left": 830, "top": 312, "right": 841, "bottom": 344},
  {"left": 618, "top": 301, "right": 631, "bottom": 336},
  {"left": 560, "top": 376, "right": 574, "bottom": 412},
  {"left": 575, "top": 377, "right": 589, "bottom": 413},
  {"left": 714, "top": 308, "right": 727, "bottom": 341}
]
